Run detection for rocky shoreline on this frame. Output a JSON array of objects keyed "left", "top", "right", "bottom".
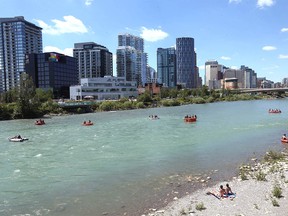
[{"left": 143, "top": 149, "right": 288, "bottom": 216}]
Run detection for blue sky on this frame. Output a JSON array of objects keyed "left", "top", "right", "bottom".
[{"left": 2, "top": 0, "right": 288, "bottom": 83}]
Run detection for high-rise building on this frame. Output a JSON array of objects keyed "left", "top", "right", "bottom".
[
  {"left": 118, "top": 34, "right": 144, "bottom": 52},
  {"left": 0, "top": 16, "right": 42, "bottom": 92},
  {"left": 73, "top": 42, "right": 113, "bottom": 80},
  {"left": 157, "top": 47, "right": 176, "bottom": 87},
  {"left": 25, "top": 52, "right": 78, "bottom": 98},
  {"left": 282, "top": 78, "right": 288, "bottom": 87},
  {"left": 205, "top": 60, "right": 223, "bottom": 89},
  {"left": 176, "top": 37, "right": 196, "bottom": 88},
  {"left": 116, "top": 34, "right": 147, "bottom": 86},
  {"left": 240, "top": 65, "right": 257, "bottom": 88}
]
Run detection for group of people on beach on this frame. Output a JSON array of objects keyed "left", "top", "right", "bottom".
[{"left": 208, "top": 183, "right": 234, "bottom": 199}]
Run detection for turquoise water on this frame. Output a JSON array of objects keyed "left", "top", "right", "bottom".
[{"left": 0, "top": 99, "right": 287, "bottom": 216}]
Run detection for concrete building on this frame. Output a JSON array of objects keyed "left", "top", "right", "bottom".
[
  {"left": 282, "top": 78, "right": 288, "bottom": 87},
  {"left": 176, "top": 37, "right": 197, "bottom": 88},
  {"left": 223, "top": 68, "right": 244, "bottom": 88},
  {"left": 70, "top": 76, "right": 138, "bottom": 100},
  {"left": 73, "top": 42, "right": 113, "bottom": 80},
  {"left": 205, "top": 60, "right": 223, "bottom": 89},
  {"left": 157, "top": 47, "right": 176, "bottom": 87},
  {"left": 240, "top": 65, "right": 257, "bottom": 88},
  {"left": 116, "top": 34, "right": 147, "bottom": 87},
  {"left": 224, "top": 78, "right": 238, "bottom": 89},
  {"left": 0, "top": 16, "right": 42, "bottom": 92},
  {"left": 25, "top": 52, "right": 78, "bottom": 98}
]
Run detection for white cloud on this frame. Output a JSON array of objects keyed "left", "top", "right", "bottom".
[
  {"left": 229, "top": 0, "right": 242, "bottom": 4},
  {"left": 35, "top": 16, "right": 88, "bottom": 35},
  {"left": 262, "top": 46, "right": 277, "bottom": 51},
  {"left": 257, "top": 0, "right": 275, "bottom": 8},
  {"left": 279, "top": 54, "right": 288, "bottom": 59},
  {"left": 220, "top": 56, "right": 231, "bottom": 60},
  {"left": 281, "top": 28, "right": 288, "bottom": 32},
  {"left": 140, "top": 27, "right": 168, "bottom": 42},
  {"left": 44, "top": 46, "right": 73, "bottom": 57},
  {"left": 85, "top": 0, "right": 93, "bottom": 6},
  {"left": 231, "top": 66, "right": 238, "bottom": 69}
]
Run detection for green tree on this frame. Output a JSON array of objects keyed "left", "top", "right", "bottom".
[
  {"left": 13, "top": 73, "right": 42, "bottom": 118},
  {"left": 137, "top": 91, "right": 153, "bottom": 105},
  {"left": 0, "top": 88, "right": 18, "bottom": 103}
]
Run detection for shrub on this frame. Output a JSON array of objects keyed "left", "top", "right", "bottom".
[
  {"left": 195, "top": 202, "right": 206, "bottom": 211},
  {"left": 272, "top": 185, "right": 282, "bottom": 198},
  {"left": 271, "top": 198, "right": 279, "bottom": 207},
  {"left": 264, "top": 151, "right": 284, "bottom": 163},
  {"left": 135, "top": 102, "right": 145, "bottom": 109},
  {"left": 255, "top": 171, "right": 266, "bottom": 181},
  {"left": 122, "top": 101, "right": 134, "bottom": 110},
  {"left": 239, "top": 164, "right": 250, "bottom": 180}
]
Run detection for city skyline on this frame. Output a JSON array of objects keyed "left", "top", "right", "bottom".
[{"left": 1, "top": 0, "right": 288, "bottom": 83}]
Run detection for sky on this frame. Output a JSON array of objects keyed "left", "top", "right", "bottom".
[{"left": 1, "top": 0, "right": 288, "bottom": 83}]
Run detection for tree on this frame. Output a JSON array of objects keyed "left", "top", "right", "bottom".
[
  {"left": 137, "top": 91, "right": 153, "bottom": 105},
  {"left": 14, "top": 73, "right": 42, "bottom": 118}
]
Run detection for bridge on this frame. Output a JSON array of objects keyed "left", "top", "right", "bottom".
[{"left": 235, "top": 87, "right": 288, "bottom": 94}]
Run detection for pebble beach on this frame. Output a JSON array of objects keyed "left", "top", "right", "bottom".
[{"left": 145, "top": 149, "right": 288, "bottom": 216}]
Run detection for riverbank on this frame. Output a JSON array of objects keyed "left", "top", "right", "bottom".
[{"left": 144, "top": 149, "right": 288, "bottom": 216}]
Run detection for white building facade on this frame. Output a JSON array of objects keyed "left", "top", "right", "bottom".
[
  {"left": 205, "top": 60, "right": 223, "bottom": 90},
  {"left": 70, "top": 76, "right": 138, "bottom": 100}
]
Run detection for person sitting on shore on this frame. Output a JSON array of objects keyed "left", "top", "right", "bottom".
[
  {"left": 225, "top": 183, "right": 233, "bottom": 195},
  {"left": 219, "top": 185, "right": 226, "bottom": 198},
  {"left": 207, "top": 185, "right": 227, "bottom": 199}
]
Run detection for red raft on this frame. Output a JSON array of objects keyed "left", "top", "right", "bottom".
[
  {"left": 35, "top": 120, "right": 45, "bottom": 125},
  {"left": 184, "top": 116, "right": 197, "bottom": 123},
  {"left": 268, "top": 109, "right": 281, "bottom": 114},
  {"left": 82, "top": 121, "right": 94, "bottom": 126}
]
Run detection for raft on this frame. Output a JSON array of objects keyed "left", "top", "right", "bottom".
[{"left": 184, "top": 117, "right": 197, "bottom": 122}]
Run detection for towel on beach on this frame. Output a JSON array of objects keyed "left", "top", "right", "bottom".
[{"left": 206, "top": 192, "right": 236, "bottom": 200}]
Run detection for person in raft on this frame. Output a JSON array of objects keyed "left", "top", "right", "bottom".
[{"left": 282, "top": 134, "right": 287, "bottom": 140}]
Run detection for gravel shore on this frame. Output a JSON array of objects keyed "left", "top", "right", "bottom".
[{"left": 145, "top": 150, "right": 288, "bottom": 216}]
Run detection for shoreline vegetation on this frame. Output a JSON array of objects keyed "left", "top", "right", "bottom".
[
  {"left": 144, "top": 149, "right": 288, "bottom": 216},
  {"left": 1, "top": 74, "right": 286, "bottom": 120}
]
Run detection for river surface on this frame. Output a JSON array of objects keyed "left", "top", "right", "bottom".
[{"left": 0, "top": 99, "right": 288, "bottom": 216}]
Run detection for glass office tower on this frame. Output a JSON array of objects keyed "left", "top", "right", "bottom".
[
  {"left": 176, "top": 37, "right": 196, "bottom": 88},
  {"left": 157, "top": 47, "right": 176, "bottom": 87},
  {"left": 0, "top": 16, "right": 42, "bottom": 92}
]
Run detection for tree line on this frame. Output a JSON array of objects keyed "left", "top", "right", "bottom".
[{"left": 0, "top": 74, "right": 273, "bottom": 120}]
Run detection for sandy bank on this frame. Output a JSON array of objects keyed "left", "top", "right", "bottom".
[{"left": 145, "top": 150, "right": 288, "bottom": 216}]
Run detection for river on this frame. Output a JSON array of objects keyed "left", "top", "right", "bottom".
[{"left": 0, "top": 99, "right": 287, "bottom": 216}]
